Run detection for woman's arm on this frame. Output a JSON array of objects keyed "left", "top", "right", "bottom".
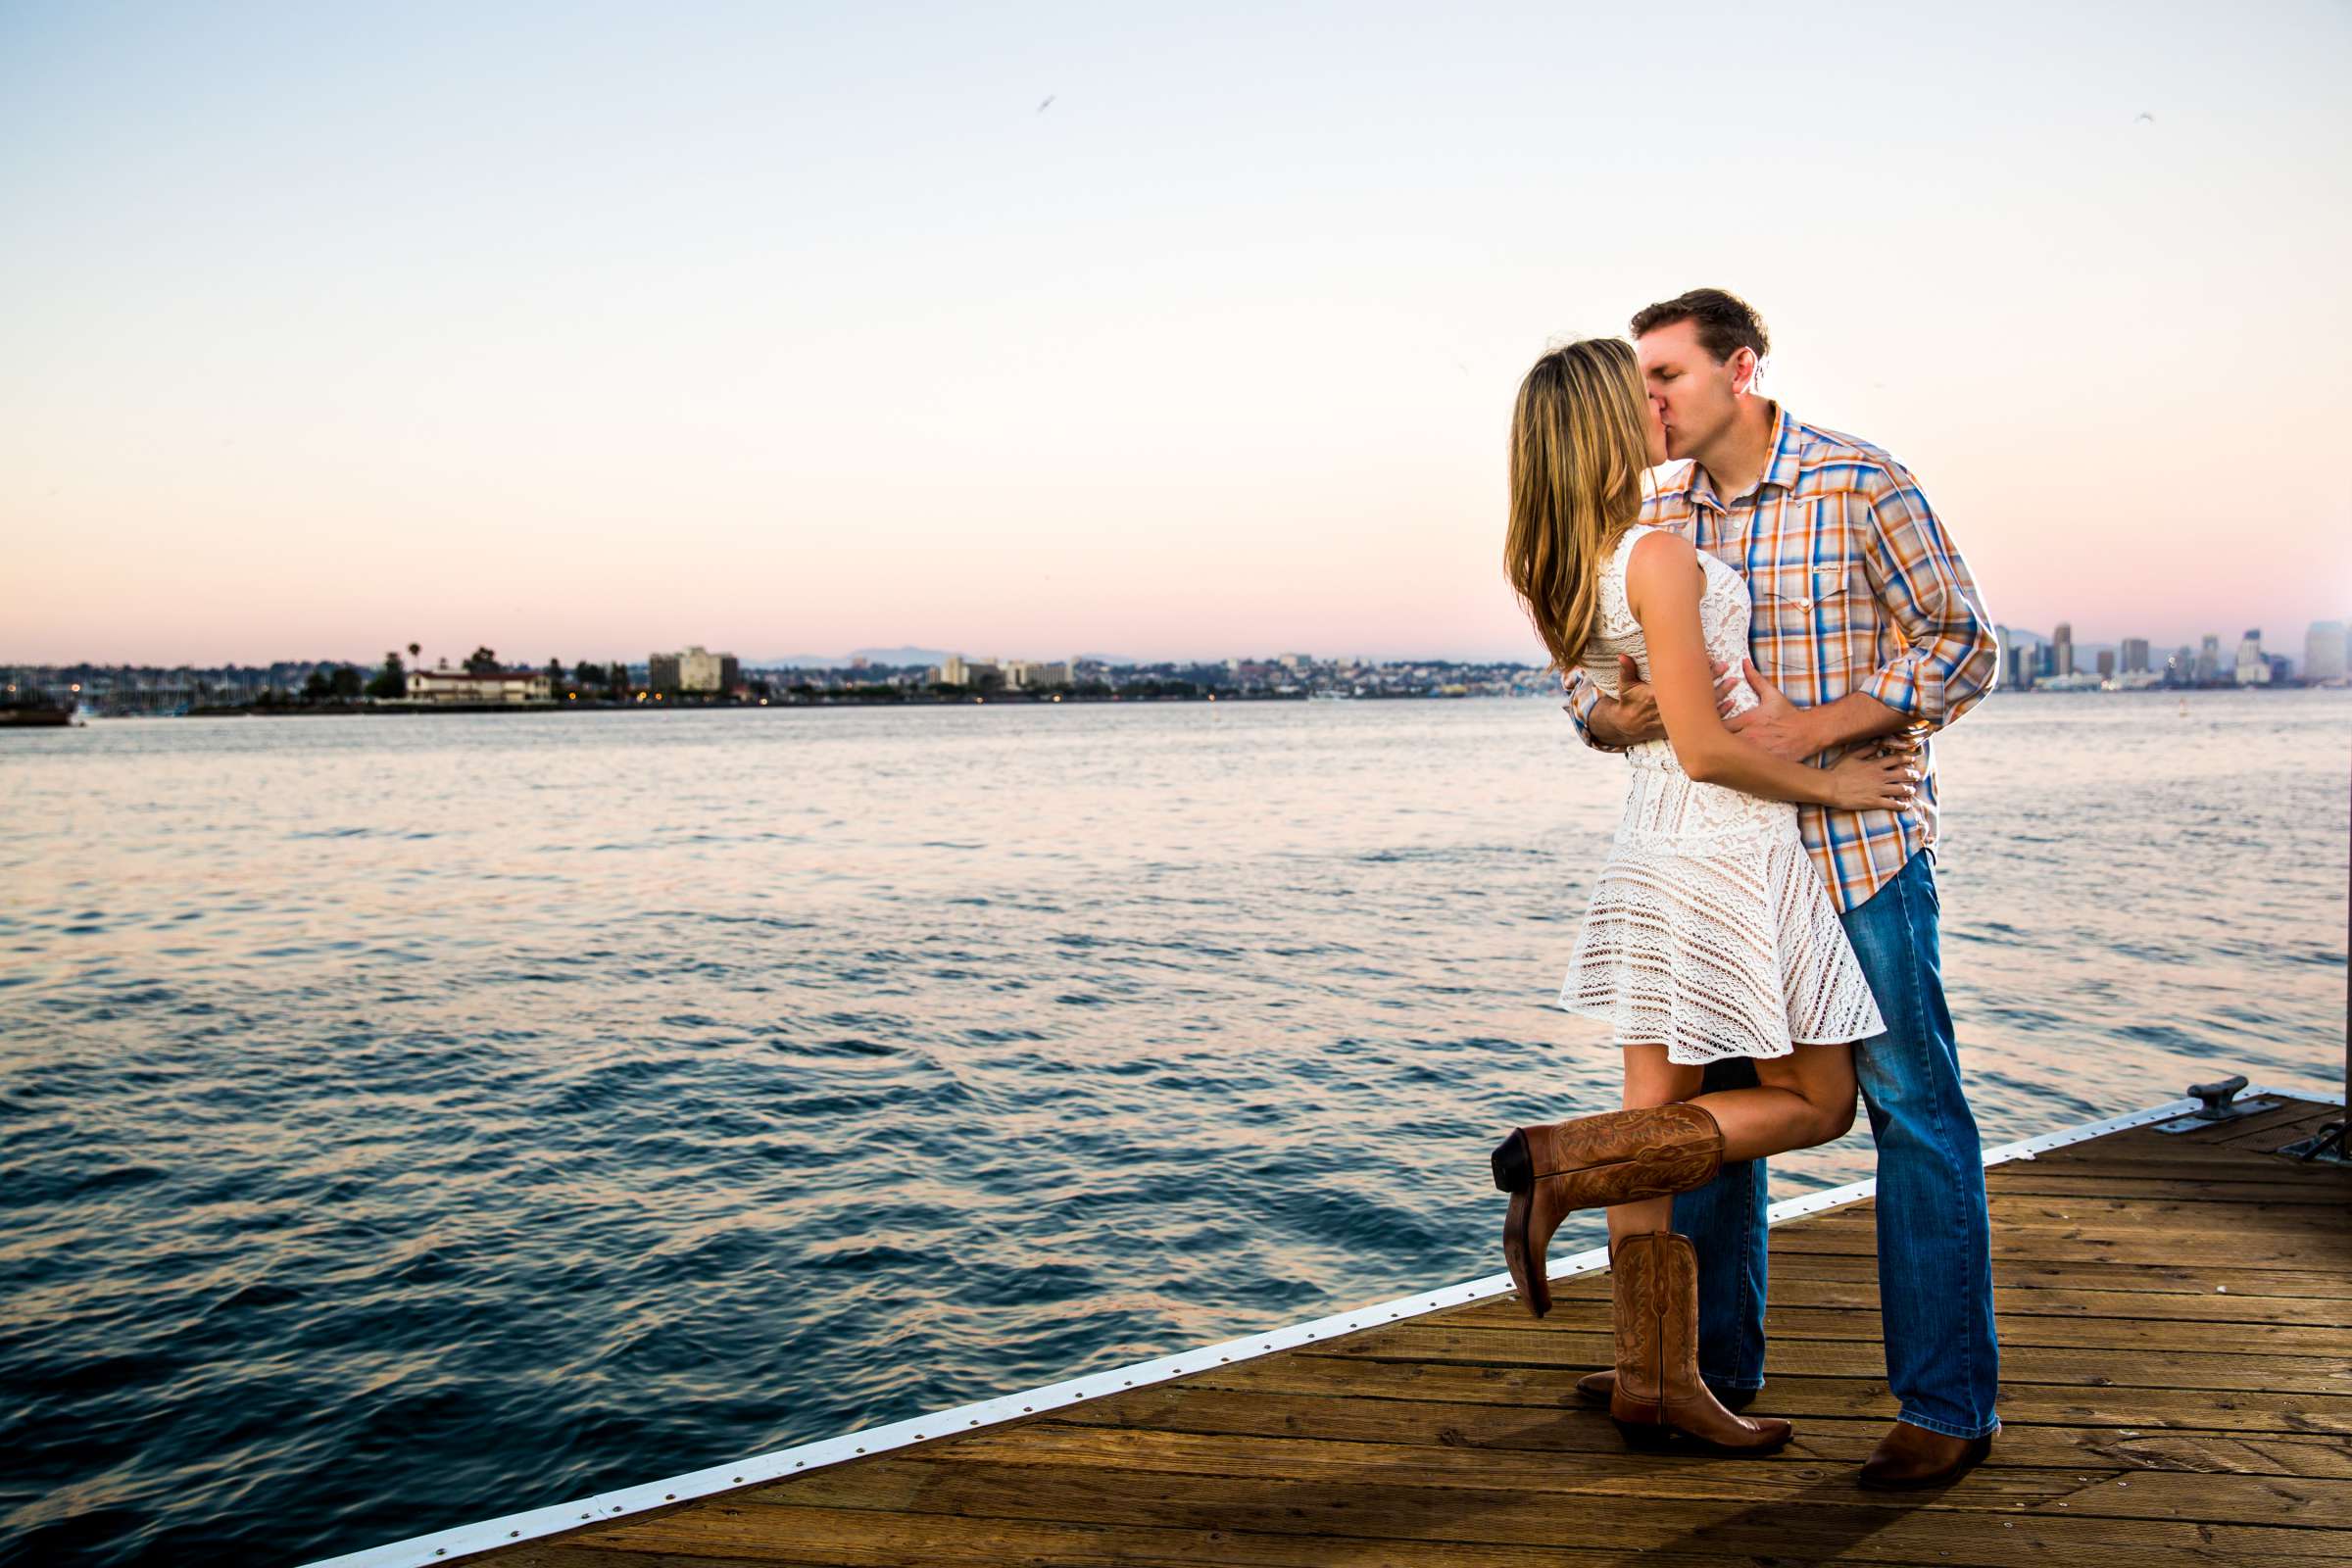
[{"left": 1625, "top": 531, "right": 1912, "bottom": 810}]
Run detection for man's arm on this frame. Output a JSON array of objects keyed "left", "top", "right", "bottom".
[
  {"left": 1726, "top": 460, "right": 1996, "bottom": 760},
  {"left": 1850, "top": 458, "right": 1998, "bottom": 733}
]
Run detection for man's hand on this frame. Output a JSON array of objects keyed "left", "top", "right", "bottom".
[
  {"left": 1586, "top": 655, "right": 1663, "bottom": 748},
  {"left": 1722, "top": 658, "right": 1821, "bottom": 761}
]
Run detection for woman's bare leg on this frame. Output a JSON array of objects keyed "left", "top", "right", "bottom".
[
  {"left": 1691, "top": 1044, "right": 1859, "bottom": 1161},
  {"left": 1605, "top": 1042, "right": 1857, "bottom": 1250},
  {"left": 1608, "top": 1045, "right": 1704, "bottom": 1250}
]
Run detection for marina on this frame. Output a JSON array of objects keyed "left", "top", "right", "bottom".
[{"left": 315, "top": 1085, "right": 2352, "bottom": 1567}]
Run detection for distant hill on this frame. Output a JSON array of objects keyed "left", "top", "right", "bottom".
[
  {"left": 748, "top": 647, "right": 951, "bottom": 669},
  {"left": 748, "top": 646, "right": 1144, "bottom": 669}
]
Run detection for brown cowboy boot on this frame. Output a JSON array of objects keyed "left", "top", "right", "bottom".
[
  {"left": 1574, "top": 1369, "right": 1757, "bottom": 1412},
  {"left": 1607, "top": 1231, "right": 1791, "bottom": 1455},
  {"left": 1493, "top": 1104, "right": 1723, "bottom": 1317}
]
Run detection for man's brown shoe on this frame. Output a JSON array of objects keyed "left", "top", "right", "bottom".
[
  {"left": 1857, "top": 1420, "right": 1993, "bottom": 1489},
  {"left": 1576, "top": 1368, "right": 1757, "bottom": 1412}
]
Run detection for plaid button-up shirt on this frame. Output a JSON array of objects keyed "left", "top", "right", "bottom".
[{"left": 1565, "top": 403, "right": 1998, "bottom": 913}]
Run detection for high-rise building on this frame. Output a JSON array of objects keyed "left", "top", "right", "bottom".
[
  {"left": 2096, "top": 650, "right": 2117, "bottom": 680},
  {"left": 2051, "top": 622, "right": 2074, "bottom": 677},
  {"left": 1996, "top": 625, "right": 2034, "bottom": 692},
  {"left": 2120, "top": 638, "right": 2150, "bottom": 674},
  {"left": 2305, "top": 620, "right": 2348, "bottom": 684},
  {"left": 2195, "top": 635, "right": 2221, "bottom": 684},
  {"left": 2234, "top": 629, "right": 2270, "bottom": 686}
]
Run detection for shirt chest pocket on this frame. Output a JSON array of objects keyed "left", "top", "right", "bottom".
[{"left": 1754, "top": 564, "right": 1874, "bottom": 670}]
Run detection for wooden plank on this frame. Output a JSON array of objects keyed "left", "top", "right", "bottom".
[
  {"left": 911, "top": 1423, "right": 2082, "bottom": 1505},
  {"left": 1190, "top": 1355, "right": 2352, "bottom": 1434},
  {"left": 1765, "top": 1221, "right": 2340, "bottom": 1269},
  {"left": 1047, "top": 1390, "right": 2352, "bottom": 1478},
  {"left": 1449, "top": 1278, "right": 2352, "bottom": 1327},
  {"left": 1525, "top": 1252, "right": 2352, "bottom": 1302},
  {"left": 1980, "top": 1193, "right": 2352, "bottom": 1228},
  {"left": 2045, "top": 1467, "right": 2352, "bottom": 1527},
  {"left": 1981, "top": 1172, "right": 2352, "bottom": 1204},
  {"left": 2005, "top": 1150, "right": 2350, "bottom": 1184},
  {"left": 504, "top": 1511, "right": 1847, "bottom": 1568},
  {"left": 1298, "top": 1327, "right": 2352, "bottom": 1395},
  {"left": 1735, "top": 1253, "right": 2352, "bottom": 1300},
  {"left": 934, "top": 1426, "right": 2352, "bottom": 1531},
  {"left": 1441, "top": 1303, "right": 2352, "bottom": 1353}
]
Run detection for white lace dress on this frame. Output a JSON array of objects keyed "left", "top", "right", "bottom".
[{"left": 1559, "top": 525, "right": 1885, "bottom": 1063}]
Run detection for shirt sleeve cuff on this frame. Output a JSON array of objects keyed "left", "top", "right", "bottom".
[
  {"left": 1862, "top": 662, "right": 1941, "bottom": 724},
  {"left": 1564, "top": 676, "right": 1618, "bottom": 751}
]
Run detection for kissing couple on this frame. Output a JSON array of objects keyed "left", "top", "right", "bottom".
[{"left": 1491, "top": 288, "right": 2001, "bottom": 1489}]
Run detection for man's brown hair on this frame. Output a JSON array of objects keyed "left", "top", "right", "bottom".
[{"left": 1629, "top": 288, "right": 1770, "bottom": 367}]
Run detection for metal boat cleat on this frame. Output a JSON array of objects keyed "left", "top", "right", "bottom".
[{"left": 2153, "top": 1074, "right": 2279, "bottom": 1134}]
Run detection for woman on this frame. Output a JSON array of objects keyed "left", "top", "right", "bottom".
[{"left": 1492, "top": 338, "right": 1910, "bottom": 1455}]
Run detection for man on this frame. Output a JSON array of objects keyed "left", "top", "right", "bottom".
[{"left": 1563, "top": 288, "right": 2001, "bottom": 1488}]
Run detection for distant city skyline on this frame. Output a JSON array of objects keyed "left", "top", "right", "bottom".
[{"left": 4, "top": 4, "right": 2347, "bottom": 664}]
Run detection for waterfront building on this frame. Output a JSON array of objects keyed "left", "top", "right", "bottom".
[
  {"left": 2195, "top": 635, "right": 2221, "bottom": 684},
  {"left": 2120, "top": 637, "right": 2150, "bottom": 674},
  {"left": 936, "top": 654, "right": 1003, "bottom": 689},
  {"left": 2095, "top": 649, "right": 2116, "bottom": 679},
  {"left": 2169, "top": 645, "right": 2193, "bottom": 682},
  {"left": 1001, "top": 660, "right": 1073, "bottom": 691},
  {"left": 406, "top": 666, "right": 554, "bottom": 704},
  {"left": 2051, "top": 622, "right": 2074, "bottom": 677},
  {"left": 649, "top": 646, "right": 736, "bottom": 696},
  {"left": 2234, "top": 629, "right": 2270, "bottom": 685},
  {"left": 2305, "top": 620, "right": 2348, "bottom": 684}
]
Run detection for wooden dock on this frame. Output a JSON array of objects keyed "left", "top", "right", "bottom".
[{"left": 402, "top": 1094, "right": 2351, "bottom": 1567}]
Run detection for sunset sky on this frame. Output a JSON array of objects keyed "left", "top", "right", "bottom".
[{"left": 4, "top": 2, "right": 2348, "bottom": 666}]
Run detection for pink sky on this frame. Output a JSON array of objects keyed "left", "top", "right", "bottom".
[{"left": 5, "top": 5, "right": 2347, "bottom": 666}]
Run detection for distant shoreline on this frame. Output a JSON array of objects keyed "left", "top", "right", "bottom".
[{"left": 130, "top": 683, "right": 2346, "bottom": 719}]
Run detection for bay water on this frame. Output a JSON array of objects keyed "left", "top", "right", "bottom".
[{"left": 2, "top": 691, "right": 2345, "bottom": 1564}]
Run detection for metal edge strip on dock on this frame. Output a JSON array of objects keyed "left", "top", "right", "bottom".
[{"left": 302, "top": 1083, "right": 2341, "bottom": 1568}]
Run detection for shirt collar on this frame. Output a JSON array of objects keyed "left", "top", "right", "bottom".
[
  {"left": 1757, "top": 402, "right": 1804, "bottom": 494},
  {"left": 1689, "top": 401, "right": 1802, "bottom": 514}
]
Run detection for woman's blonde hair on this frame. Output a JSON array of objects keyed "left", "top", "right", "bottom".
[{"left": 1504, "top": 336, "right": 1651, "bottom": 673}]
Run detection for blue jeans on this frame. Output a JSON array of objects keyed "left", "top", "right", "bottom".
[{"left": 1671, "top": 848, "right": 2000, "bottom": 1440}]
